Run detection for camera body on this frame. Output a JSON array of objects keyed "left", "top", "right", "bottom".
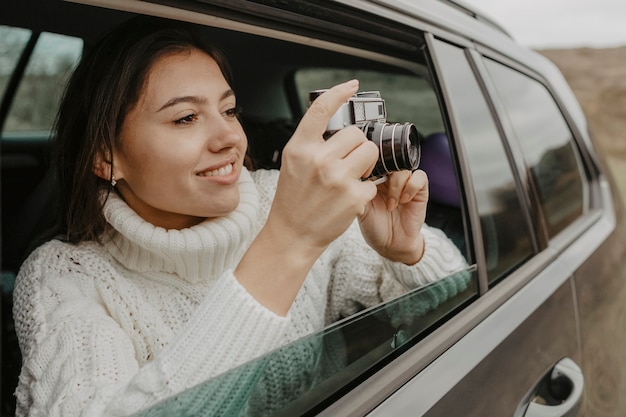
[
  {"left": 309, "top": 89, "right": 421, "bottom": 178},
  {"left": 309, "top": 90, "right": 387, "bottom": 133}
]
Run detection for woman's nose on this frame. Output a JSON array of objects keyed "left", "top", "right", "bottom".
[{"left": 207, "top": 116, "right": 243, "bottom": 152}]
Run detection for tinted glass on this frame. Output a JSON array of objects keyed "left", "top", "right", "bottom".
[
  {"left": 484, "top": 59, "right": 586, "bottom": 237},
  {"left": 132, "top": 268, "right": 478, "bottom": 416},
  {"left": 432, "top": 39, "right": 533, "bottom": 283},
  {"left": 3, "top": 31, "right": 82, "bottom": 135}
]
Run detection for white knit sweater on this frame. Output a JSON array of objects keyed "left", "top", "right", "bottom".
[{"left": 13, "top": 168, "right": 467, "bottom": 417}]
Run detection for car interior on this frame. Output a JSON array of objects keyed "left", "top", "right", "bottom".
[{"left": 1, "top": 0, "right": 470, "bottom": 414}]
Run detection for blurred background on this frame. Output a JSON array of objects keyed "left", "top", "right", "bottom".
[{"left": 466, "top": 0, "right": 626, "bottom": 201}]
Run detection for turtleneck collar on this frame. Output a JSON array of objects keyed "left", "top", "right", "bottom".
[{"left": 101, "top": 168, "right": 261, "bottom": 283}]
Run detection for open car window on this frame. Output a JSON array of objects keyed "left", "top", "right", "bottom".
[
  {"left": 113, "top": 10, "right": 482, "bottom": 414},
  {"left": 131, "top": 267, "right": 478, "bottom": 416}
]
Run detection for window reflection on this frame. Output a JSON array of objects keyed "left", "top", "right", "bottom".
[
  {"left": 131, "top": 268, "right": 477, "bottom": 417},
  {"left": 484, "top": 59, "right": 586, "bottom": 236},
  {"left": 432, "top": 39, "right": 533, "bottom": 282}
]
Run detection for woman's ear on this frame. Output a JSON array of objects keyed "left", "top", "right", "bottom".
[
  {"left": 93, "top": 149, "right": 122, "bottom": 182},
  {"left": 93, "top": 151, "right": 112, "bottom": 181}
]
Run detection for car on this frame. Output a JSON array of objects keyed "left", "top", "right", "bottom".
[{"left": 2, "top": 0, "right": 626, "bottom": 416}]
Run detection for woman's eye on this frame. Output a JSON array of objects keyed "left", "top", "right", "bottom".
[
  {"left": 224, "top": 106, "right": 242, "bottom": 118},
  {"left": 174, "top": 114, "right": 197, "bottom": 125}
]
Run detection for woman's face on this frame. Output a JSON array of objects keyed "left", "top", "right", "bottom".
[{"left": 112, "top": 49, "right": 248, "bottom": 229}]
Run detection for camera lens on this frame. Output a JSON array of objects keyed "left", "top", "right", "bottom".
[{"left": 362, "top": 122, "right": 421, "bottom": 178}]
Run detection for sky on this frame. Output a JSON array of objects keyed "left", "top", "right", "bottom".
[{"left": 463, "top": 0, "right": 626, "bottom": 49}]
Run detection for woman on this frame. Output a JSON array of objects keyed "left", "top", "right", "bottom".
[{"left": 12, "top": 17, "right": 467, "bottom": 416}]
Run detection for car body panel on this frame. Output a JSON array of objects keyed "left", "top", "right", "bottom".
[{"left": 367, "top": 180, "right": 617, "bottom": 415}]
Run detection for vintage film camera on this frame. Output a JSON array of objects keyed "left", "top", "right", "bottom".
[{"left": 309, "top": 90, "right": 421, "bottom": 179}]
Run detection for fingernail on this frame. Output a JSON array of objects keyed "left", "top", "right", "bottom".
[
  {"left": 387, "top": 197, "right": 397, "bottom": 211},
  {"left": 400, "top": 193, "right": 411, "bottom": 204},
  {"left": 346, "top": 79, "right": 359, "bottom": 89}
]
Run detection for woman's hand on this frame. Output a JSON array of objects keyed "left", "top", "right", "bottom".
[
  {"left": 235, "top": 80, "right": 380, "bottom": 315},
  {"left": 265, "top": 80, "right": 379, "bottom": 251},
  {"left": 358, "top": 169, "right": 429, "bottom": 265}
]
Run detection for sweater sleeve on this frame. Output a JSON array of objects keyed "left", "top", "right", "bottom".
[
  {"left": 13, "top": 243, "right": 289, "bottom": 417},
  {"left": 325, "top": 223, "right": 470, "bottom": 322}
]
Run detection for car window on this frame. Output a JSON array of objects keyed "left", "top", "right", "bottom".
[
  {"left": 1, "top": 30, "right": 82, "bottom": 137},
  {"left": 131, "top": 267, "right": 478, "bottom": 417},
  {"left": 0, "top": 25, "right": 31, "bottom": 98},
  {"left": 431, "top": 39, "right": 534, "bottom": 284},
  {"left": 483, "top": 59, "right": 587, "bottom": 237}
]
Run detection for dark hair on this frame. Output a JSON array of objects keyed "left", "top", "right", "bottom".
[{"left": 54, "top": 17, "right": 234, "bottom": 243}]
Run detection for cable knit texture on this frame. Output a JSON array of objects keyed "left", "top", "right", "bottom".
[{"left": 13, "top": 168, "right": 468, "bottom": 417}]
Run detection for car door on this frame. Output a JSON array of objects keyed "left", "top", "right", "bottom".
[{"left": 356, "top": 35, "right": 617, "bottom": 417}]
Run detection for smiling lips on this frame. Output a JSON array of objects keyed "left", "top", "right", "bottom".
[{"left": 197, "top": 162, "right": 234, "bottom": 178}]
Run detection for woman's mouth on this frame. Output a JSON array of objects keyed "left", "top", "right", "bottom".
[{"left": 197, "top": 162, "right": 234, "bottom": 178}]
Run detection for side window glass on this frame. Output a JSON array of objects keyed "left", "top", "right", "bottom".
[
  {"left": 432, "top": 39, "right": 533, "bottom": 283},
  {"left": 2, "top": 31, "right": 82, "bottom": 137},
  {"left": 0, "top": 25, "right": 31, "bottom": 97},
  {"left": 483, "top": 60, "right": 587, "bottom": 237},
  {"left": 132, "top": 268, "right": 478, "bottom": 417}
]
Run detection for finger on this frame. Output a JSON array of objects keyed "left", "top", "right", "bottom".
[
  {"left": 324, "top": 125, "right": 370, "bottom": 158},
  {"left": 384, "top": 170, "right": 412, "bottom": 211},
  {"left": 340, "top": 138, "right": 379, "bottom": 179},
  {"left": 292, "top": 80, "right": 359, "bottom": 143},
  {"left": 399, "top": 169, "right": 429, "bottom": 204},
  {"left": 358, "top": 180, "right": 379, "bottom": 219}
]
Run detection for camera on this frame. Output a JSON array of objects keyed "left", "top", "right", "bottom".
[{"left": 309, "top": 90, "right": 421, "bottom": 179}]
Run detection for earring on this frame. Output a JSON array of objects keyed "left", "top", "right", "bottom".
[{"left": 111, "top": 176, "right": 117, "bottom": 187}]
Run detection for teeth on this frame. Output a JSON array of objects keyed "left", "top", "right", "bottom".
[{"left": 199, "top": 163, "right": 233, "bottom": 177}]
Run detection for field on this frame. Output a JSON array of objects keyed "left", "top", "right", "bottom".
[{"left": 539, "top": 47, "right": 626, "bottom": 202}]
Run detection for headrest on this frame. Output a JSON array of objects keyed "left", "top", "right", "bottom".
[{"left": 419, "top": 132, "right": 460, "bottom": 207}]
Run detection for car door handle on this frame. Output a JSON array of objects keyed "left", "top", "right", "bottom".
[{"left": 516, "top": 357, "right": 584, "bottom": 417}]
